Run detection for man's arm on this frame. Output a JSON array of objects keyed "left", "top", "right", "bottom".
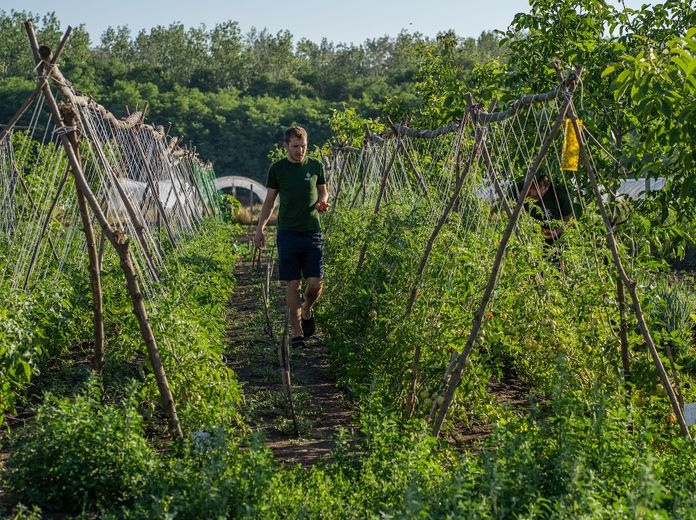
[
  {"left": 254, "top": 188, "right": 278, "bottom": 248},
  {"left": 315, "top": 184, "right": 330, "bottom": 213}
]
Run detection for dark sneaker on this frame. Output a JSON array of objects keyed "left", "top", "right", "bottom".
[
  {"left": 301, "top": 310, "right": 316, "bottom": 338},
  {"left": 290, "top": 336, "right": 305, "bottom": 347}
]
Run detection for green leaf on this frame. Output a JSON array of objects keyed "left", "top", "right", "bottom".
[
  {"left": 602, "top": 64, "right": 618, "bottom": 78},
  {"left": 679, "top": 175, "right": 695, "bottom": 199}
]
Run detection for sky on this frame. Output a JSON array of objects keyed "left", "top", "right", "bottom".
[{"left": 3, "top": 0, "right": 655, "bottom": 45}]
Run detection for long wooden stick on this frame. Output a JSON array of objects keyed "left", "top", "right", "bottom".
[{"left": 281, "top": 310, "right": 299, "bottom": 436}]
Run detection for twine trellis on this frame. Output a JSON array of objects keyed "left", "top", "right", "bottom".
[
  {"left": 322, "top": 66, "right": 691, "bottom": 439},
  {"left": 0, "top": 23, "right": 220, "bottom": 437}
]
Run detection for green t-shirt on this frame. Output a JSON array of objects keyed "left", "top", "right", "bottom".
[{"left": 266, "top": 157, "right": 326, "bottom": 232}]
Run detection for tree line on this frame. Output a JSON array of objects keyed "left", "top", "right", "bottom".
[
  {"left": 1, "top": 0, "right": 693, "bottom": 234},
  {"left": 0, "top": 9, "right": 501, "bottom": 181}
]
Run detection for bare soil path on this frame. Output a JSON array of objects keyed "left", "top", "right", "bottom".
[{"left": 226, "top": 228, "right": 355, "bottom": 466}]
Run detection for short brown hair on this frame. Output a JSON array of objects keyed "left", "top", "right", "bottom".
[{"left": 284, "top": 126, "right": 308, "bottom": 143}]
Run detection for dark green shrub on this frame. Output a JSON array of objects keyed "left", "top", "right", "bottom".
[{"left": 4, "top": 380, "right": 156, "bottom": 513}]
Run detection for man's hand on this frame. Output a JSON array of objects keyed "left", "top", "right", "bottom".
[
  {"left": 315, "top": 200, "right": 330, "bottom": 213},
  {"left": 253, "top": 228, "right": 265, "bottom": 249},
  {"left": 541, "top": 226, "right": 563, "bottom": 240}
]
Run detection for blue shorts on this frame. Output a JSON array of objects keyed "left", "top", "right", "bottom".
[{"left": 276, "top": 230, "right": 324, "bottom": 281}]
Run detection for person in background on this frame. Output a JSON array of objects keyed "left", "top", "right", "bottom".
[
  {"left": 509, "top": 170, "right": 574, "bottom": 268},
  {"left": 520, "top": 170, "right": 573, "bottom": 244},
  {"left": 254, "top": 126, "right": 329, "bottom": 347}
]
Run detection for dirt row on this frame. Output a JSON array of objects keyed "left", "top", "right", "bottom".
[{"left": 225, "top": 232, "right": 356, "bottom": 466}]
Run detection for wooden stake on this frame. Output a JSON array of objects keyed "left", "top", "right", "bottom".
[
  {"left": 566, "top": 108, "right": 691, "bottom": 439},
  {"left": 281, "top": 310, "right": 299, "bottom": 436}
]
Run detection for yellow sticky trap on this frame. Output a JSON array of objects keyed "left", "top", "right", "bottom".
[{"left": 561, "top": 118, "right": 582, "bottom": 171}]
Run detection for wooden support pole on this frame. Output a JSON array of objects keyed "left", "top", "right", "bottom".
[
  {"left": 262, "top": 255, "right": 277, "bottom": 343},
  {"left": 26, "top": 22, "right": 183, "bottom": 438},
  {"left": 281, "top": 310, "right": 300, "bottom": 436},
  {"left": 431, "top": 75, "right": 579, "bottom": 437},
  {"left": 59, "top": 102, "right": 106, "bottom": 374}
]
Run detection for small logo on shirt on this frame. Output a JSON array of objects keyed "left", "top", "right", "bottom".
[{"left": 305, "top": 172, "right": 311, "bottom": 181}]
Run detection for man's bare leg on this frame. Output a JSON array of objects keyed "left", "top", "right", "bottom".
[
  {"left": 302, "top": 277, "right": 323, "bottom": 319},
  {"left": 286, "top": 280, "right": 303, "bottom": 337}
]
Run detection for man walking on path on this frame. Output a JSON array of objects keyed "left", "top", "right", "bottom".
[{"left": 254, "top": 126, "right": 329, "bottom": 347}]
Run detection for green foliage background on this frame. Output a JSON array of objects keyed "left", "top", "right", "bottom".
[{"left": 0, "top": 9, "right": 500, "bottom": 182}]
